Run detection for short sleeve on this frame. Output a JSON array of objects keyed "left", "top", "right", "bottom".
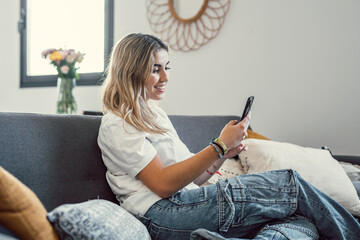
[{"left": 98, "top": 115, "right": 157, "bottom": 178}]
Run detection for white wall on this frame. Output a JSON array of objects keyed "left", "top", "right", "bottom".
[{"left": 1, "top": 0, "right": 359, "bottom": 155}]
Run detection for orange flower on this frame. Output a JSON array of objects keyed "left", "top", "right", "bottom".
[{"left": 49, "top": 51, "right": 64, "bottom": 61}]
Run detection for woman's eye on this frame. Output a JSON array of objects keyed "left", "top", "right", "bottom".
[{"left": 152, "top": 67, "right": 170, "bottom": 73}]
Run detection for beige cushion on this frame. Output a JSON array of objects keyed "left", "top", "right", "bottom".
[
  {"left": 208, "top": 139, "right": 360, "bottom": 217},
  {"left": 238, "top": 139, "right": 360, "bottom": 217},
  {"left": 0, "top": 167, "right": 58, "bottom": 240}
]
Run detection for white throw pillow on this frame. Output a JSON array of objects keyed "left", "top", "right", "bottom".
[{"left": 233, "top": 138, "right": 360, "bottom": 217}]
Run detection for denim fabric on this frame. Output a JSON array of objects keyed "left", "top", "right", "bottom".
[
  {"left": 190, "top": 215, "right": 319, "bottom": 240},
  {"left": 255, "top": 215, "right": 319, "bottom": 240},
  {"left": 137, "top": 169, "right": 360, "bottom": 240},
  {"left": 294, "top": 170, "right": 360, "bottom": 239}
]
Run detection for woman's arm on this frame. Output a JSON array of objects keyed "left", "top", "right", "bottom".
[
  {"left": 137, "top": 144, "right": 220, "bottom": 198},
  {"left": 193, "top": 143, "right": 247, "bottom": 186},
  {"left": 137, "top": 115, "right": 251, "bottom": 198},
  {"left": 193, "top": 158, "right": 226, "bottom": 186}
]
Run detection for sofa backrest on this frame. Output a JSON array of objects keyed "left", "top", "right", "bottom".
[
  {"left": 0, "top": 112, "right": 114, "bottom": 211},
  {"left": 169, "top": 115, "right": 241, "bottom": 153},
  {"left": 0, "top": 112, "right": 240, "bottom": 211}
]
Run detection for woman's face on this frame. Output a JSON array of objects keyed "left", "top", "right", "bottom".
[{"left": 145, "top": 49, "right": 170, "bottom": 101}]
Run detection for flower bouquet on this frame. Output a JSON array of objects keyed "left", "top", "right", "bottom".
[{"left": 42, "top": 48, "right": 85, "bottom": 114}]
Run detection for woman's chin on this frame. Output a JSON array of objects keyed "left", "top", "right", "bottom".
[{"left": 147, "top": 93, "right": 165, "bottom": 101}]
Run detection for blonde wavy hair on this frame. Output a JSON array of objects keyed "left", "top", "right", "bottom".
[{"left": 102, "top": 33, "right": 169, "bottom": 134}]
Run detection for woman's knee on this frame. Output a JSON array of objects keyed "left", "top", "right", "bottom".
[{"left": 256, "top": 215, "right": 319, "bottom": 240}]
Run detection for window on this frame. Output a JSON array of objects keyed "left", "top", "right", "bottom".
[{"left": 19, "top": 0, "right": 114, "bottom": 88}]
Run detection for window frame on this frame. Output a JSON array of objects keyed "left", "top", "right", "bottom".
[{"left": 19, "top": 0, "right": 114, "bottom": 88}]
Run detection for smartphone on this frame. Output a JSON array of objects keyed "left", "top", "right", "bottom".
[{"left": 240, "top": 96, "right": 254, "bottom": 121}]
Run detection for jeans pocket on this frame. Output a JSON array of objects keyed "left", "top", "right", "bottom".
[{"left": 168, "top": 188, "right": 207, "bottom": 206}]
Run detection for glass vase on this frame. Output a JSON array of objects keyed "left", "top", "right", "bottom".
[{"left": 56, "top": 77, "right": 77, "bottom": 114}]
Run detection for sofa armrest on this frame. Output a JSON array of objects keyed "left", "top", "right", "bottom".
[
  {"left": 320, "top": 146, "right": 360, "bottom": 166},
  {"left": 333, "top": 155, "right": 360, "bottom": 166}
]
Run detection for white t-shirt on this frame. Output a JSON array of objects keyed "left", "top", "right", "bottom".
[{"left": 97, "top": 106, "right": 199, "bottom": 215}]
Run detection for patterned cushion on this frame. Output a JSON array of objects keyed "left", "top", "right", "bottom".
[{"left": 47, "top": 199, "right": 150, "bottom": 240}]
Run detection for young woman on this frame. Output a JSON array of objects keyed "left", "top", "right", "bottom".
[{"left": 98, "top": 33, "right": 360, "bottom": 240}]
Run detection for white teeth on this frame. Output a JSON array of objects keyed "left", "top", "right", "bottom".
[{"left": 155, "top": 86, "right": 165, "bottom": 90}]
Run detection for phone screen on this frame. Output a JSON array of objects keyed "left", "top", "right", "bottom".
[{"left": 241, "top": 96, "right": 254, "bottom": 121}]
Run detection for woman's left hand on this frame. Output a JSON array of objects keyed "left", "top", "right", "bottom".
[{"left": 223, "top": 142, "right": 248, "bottom": 159}]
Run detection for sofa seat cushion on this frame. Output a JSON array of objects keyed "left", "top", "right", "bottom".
[
  {"left": 0, "top": 167, "right": 58, "bottom": 240},
  {"left": 47, "top": 199, "right": 150, "bottom": 240}
]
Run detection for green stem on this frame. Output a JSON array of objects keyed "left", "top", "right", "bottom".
[{"left": 57, "top": 78, "right": 77, "bottom": 114}]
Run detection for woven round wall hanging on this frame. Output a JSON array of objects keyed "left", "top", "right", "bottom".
[{"left": 146, "top": 0, "right": 231, "bottom": 52}]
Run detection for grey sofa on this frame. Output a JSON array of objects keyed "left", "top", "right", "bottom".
[{"left": 0, "top": 112, "right": 359, "bottom": 238}]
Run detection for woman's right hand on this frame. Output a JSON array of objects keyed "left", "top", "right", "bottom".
[{"left": 218, "top": 112, "right": 251, "bottom": 151}]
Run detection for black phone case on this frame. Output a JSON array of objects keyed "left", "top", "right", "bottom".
[{"left": 241, "top": 96, "right": 254, "bottom": 121}]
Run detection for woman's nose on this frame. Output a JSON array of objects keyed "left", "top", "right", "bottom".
[{"left": 160, "top": 69, "right": 169, "bottom": 82}]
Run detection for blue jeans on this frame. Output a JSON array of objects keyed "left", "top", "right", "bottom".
[
  {"left": 190, "top": 215, "right": 319, "bottom": 240},
  {"left": 137, "top": 169, "right": 360, "bottom": 239}
]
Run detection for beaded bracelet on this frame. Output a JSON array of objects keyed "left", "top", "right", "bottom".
[
  {"left": 209, "top": 142, "right": 223, "bottom": 159},
  {"left": 211, "top": 137, "right": 228, "bottom": 155},
  {"left": 211, "top": 141, "right": 224, "bottom": 155}
]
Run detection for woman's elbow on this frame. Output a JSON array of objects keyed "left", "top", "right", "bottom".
[
  {"left": 157, "top": 192, "right": 172, "bottom": 199},
  {"left": 154, "top": 188, "right": 175, "bottom": 199},
  {"left": 151, "top": 184, "right": 178, "bottom": 199}
]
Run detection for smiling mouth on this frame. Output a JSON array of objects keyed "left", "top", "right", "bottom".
[{"left": 155, "top": 85, "right": 165, "bottom": 91}]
